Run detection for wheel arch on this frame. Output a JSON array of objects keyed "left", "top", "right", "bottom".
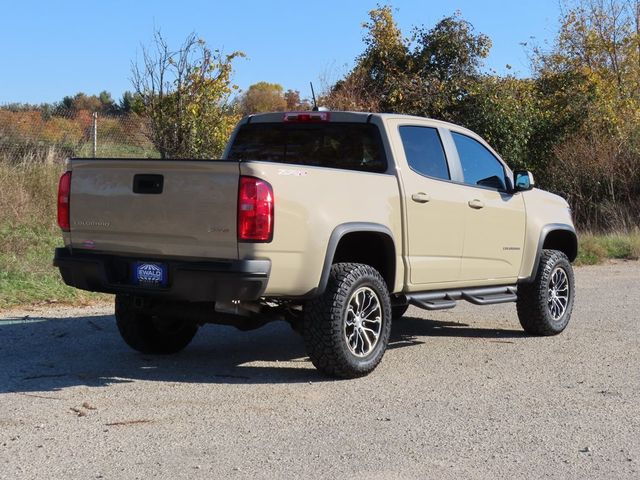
[
  {"left": 314, "top": 223, "right": 396, "bottom": 296},
  {"left": 522, "top": 223, "right": 578, "bottom": 283}
]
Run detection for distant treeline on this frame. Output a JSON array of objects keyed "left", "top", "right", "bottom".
[
  {"left": 2, "top": 90, "right": 139, "bottom": 116},
  {"left": 321, "top": 1, "right": 640, "bottom": 231},
  {"left": 1, "top": 0, "right": 638, "bottom": 231}
]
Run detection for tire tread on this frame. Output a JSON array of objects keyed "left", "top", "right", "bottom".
[
  {"left": 517, "top": 249, "right": 574, "bottom": 336},
  {"left": 303, "top": 263, "right": 391, "bottom": 378}
]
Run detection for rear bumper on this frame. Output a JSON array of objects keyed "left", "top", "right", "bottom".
[{"left": 53, "top": 248, "right": 270, "bottom": 302}]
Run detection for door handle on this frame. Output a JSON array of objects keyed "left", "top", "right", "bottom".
[
  {"left": 411, "top": 192, "right": 431, "bottom": 203},
  {"left": 468, "top": 199, "right": 484, "bottom": 209}
]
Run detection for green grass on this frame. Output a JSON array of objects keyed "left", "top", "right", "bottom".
[
  {"left": 0, "top": 223, "right": 106, "bottom": 309},
  {"left": 0, "top": 137, "right": 156, "bottom": 310},
  {"left": 0, "top": 161, "right": 638, "bottom": 309},
  {"left": 0, "top": 161, "right": 108, "bottom": 309},
  {"left": 76, "top": 142, "right": 160, "bottom": 158},
  {"left": 575, "top": 232, "right": 640, "bottom": 265},
  {"left": 3, "top": 224, "right": 635, "bottom": 309}
]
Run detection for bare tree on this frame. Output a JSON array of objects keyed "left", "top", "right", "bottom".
[{"left": 132, "top": 31, "right": 244, "bottom": 158}]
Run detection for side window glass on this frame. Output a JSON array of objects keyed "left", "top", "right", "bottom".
[
  {"left": 399, "top": 126, "right": 450, "bottom": 180},
  {"left": 451, "top": 132, "right": 506, "bottom": 190}
]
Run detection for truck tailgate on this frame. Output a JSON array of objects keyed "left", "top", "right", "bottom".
[{"left": 68, "top": 159, "right": 239, "bottom": 260}]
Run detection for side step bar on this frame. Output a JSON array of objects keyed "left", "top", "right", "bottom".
[{"left": 406, "top": 285, "right": 518, "bottom": 311}]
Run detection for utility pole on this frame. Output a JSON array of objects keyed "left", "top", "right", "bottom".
[{"left": 92, "top": 112, "right": 98, "bottom": 158}]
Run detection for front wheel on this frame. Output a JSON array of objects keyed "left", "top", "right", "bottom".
[
  {"left": 115, "top": 295, "right": 199, "bottom": 354},
  {"left": 517, "top": 250, "right": 575, "bottom": 335},
  {"left": 303, "top": 263, "right": 392, "bottom": 378}
]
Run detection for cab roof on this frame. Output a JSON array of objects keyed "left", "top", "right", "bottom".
[{"left": 243, "top": 111, "right": 477, "bottom": 137}]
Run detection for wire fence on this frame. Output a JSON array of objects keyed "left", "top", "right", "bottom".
[{"left": 0, "top": 107, "right": 159, "bottom": 164}]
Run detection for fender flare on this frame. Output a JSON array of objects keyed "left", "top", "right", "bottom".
[
  {"left": 311, "top": 222, "right": 396, "bottom": 297},
  {"left": 521, "top": 223, "right": 577, "bottom": 283}
]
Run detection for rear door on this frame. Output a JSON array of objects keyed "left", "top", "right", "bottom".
[
  {"left": 69, "top": 159, "right": 240, "bottom": 259},
  {"left": 390, "top": 121, "right": 468, "bottom": 286}
]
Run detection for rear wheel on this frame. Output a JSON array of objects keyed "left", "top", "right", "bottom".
[
  {"left": 115, "top": 295, "right": 198, "bottom": 354},
  {"left": 517, "top": 250, "right": 575, "bottom": 335},
  {"left": 303, "top": 263, "right": 392, "bottom": 378}
]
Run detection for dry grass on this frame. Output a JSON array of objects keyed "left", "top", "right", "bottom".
[
  {"left": 0, "top": 160, "right": 103, "bottom": 308},
  {"left": 0, "top": 160, "right": 59, "bottom": 225},
  {"left": 0, "top": 160, "right": 638, "bottom": 307}
]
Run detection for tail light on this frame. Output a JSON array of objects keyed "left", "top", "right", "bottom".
[
  {"left": 57, "top": 171, "right": 72, "bottom": 231},
  {"left": 238, "top": 176, "right": 274, "bottom": 242}
]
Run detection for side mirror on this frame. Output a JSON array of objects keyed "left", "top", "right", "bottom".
[{"left": 513, "top": 170, "right": 535, "bottom": 192}]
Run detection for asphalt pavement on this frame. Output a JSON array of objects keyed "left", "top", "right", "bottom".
[{"left": 1, "top": 262, "right": 638, "bottom": 479}]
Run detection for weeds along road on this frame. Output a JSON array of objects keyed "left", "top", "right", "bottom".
[{"left": 1, "top": 262, "right": 638, "bottom": 480}]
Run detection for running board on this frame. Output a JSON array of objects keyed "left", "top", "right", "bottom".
[{"left": 406, "top": 286, "right": 517, "bottom": 311}]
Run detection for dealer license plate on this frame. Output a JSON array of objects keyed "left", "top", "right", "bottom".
[{"left": 133, "top": 262, "right": 167, "bottom": 287}]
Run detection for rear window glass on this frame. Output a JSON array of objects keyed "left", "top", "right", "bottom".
[{"left": 228, "top": 123, "right": 387, "bottom": 173}]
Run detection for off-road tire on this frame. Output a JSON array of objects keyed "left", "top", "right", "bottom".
[
  {"left": 115, "top": 295, "right": 198, "bottom": 354},
  {"left": 392, "top": 304, "right": 409, "bottom": 320},
  {"left": 303, "top": 263, "right": 392, "bottom": 378},
  {"left": 517, "top": 249, "right": 575, "bottom": 335}
]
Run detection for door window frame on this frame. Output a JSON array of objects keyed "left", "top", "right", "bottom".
[
  {"left": 445, "top": 128, "right": 514, "bottom": 193},
  {"left": 389, "top": 120, "right": 514, "bottom": 191},
  {"left": 394, "top": 123, "right": 463, "bottom": 185},
  {"left": 397, "top": 125, "right": 454, "bottom": 182}
]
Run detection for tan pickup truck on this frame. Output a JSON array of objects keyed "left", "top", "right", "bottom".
[{"left": 54, "top": 111, "right": 577, "bottom": 378}]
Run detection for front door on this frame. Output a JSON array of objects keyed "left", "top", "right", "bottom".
[{"left": 450, "top": 131, "right": 526, "bottom": 281}]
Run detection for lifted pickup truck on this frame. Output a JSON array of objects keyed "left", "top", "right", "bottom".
[{"left": 54, "top": 111, "right": 577, "bottom": 378}]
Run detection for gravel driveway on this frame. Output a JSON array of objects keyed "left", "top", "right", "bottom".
[{"left": 1, "top": 262, "right": 638, "bottom": 479}]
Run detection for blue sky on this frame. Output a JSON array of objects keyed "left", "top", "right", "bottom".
[{"left": 0, "top": 0, "right": 561, "bottom": 105}]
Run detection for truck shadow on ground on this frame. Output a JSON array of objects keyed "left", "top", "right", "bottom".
[
  {"left": 390, "top": 315, "right": 525, "bottom": 343},
  {"left": 1, "top": 312, "right": 526, "bottom": 393}
]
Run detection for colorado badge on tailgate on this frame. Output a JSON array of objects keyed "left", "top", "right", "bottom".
[{"left": 133, "top": 262, "right": 167, "bottom": 287}]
